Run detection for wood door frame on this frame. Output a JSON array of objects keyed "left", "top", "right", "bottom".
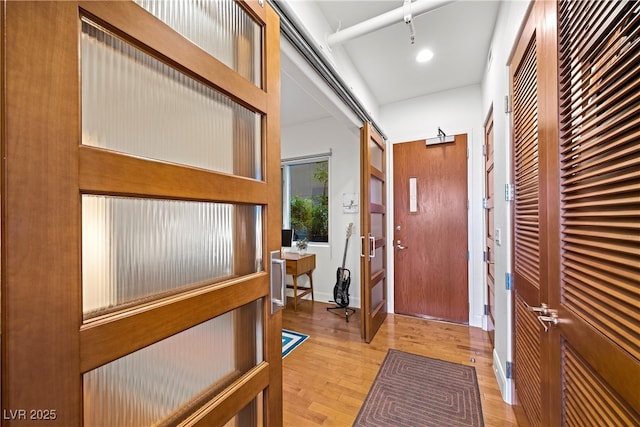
[{"left": 1, "top": 2, "right": 282, "bottom": 425}]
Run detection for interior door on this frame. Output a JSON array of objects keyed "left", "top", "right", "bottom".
[
  {"left": 555, "top": 0, "right": 639, "bottom": 424},
  {"left": 484, "top": 110, "right": 495, "bottom": 343},
  {"left": 360, "top": 123, "right": 388, "bottom": 343},
  {"left": 2, "top": 2, "right": 283, "bottom": 425},
  {"left": 512, "top": 2, "right": 640, "bottom": 426},
  {"left": 393, "top": 135, "right": 469, "bottom": 323},
  {"left": 510, "top": 1, "right": 552, "bottom": 425}
]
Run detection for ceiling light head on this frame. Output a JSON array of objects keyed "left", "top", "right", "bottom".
[{"left": 416, "top": 49, "right": 434, "bottom": 63}]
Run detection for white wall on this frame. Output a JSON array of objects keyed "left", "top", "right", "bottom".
[
  {"left": 380, "top": 85, "right": 485, "bottom": 328},
  {"left": 281, "top": 117, "right": 362, "bottom": 308},
  {"left": 480, "top": 0, "right": 532, "bottom": 404}
]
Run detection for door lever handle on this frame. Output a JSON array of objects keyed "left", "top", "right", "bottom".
[
  {"left": 396, "top": 240, "right": 408, "bottom": 250},
  {"left": 528, "top": 303, "right": 552, "bottom": 315},
  {"left": 537, "top": 313, "right": 559, "bottom": 332}
]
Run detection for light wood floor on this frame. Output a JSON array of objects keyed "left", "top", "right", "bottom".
[{"left": 282, "top": 300, "right": 518, "bottom": 427}]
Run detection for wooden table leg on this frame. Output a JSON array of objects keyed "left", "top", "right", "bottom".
[
  {"left": 307, "top": 272, "right": 314, "bottom": 302},
  {"left": 292, "top": 274, "right": 298, "bottom": 311}
]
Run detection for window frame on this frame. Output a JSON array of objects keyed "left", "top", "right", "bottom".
[{"left": 281, "top": 154, "right": 331, "bottom": 245}]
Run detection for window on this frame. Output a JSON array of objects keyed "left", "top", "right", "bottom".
[{"left": 282, "top": 158, "right": 329, "bottom": 243}]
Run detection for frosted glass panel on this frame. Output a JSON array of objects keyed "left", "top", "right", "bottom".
[
  {"left": 371, "top": 213, "right": 384, "bottom": 239},
  {"left": 370, "top": 177, "right": 383, "bottom": 205},
  {"left": 82, "top": 195, "right": 262, "bottom": 317},
  {"left": 83, "top": 301, "right": 264, "bottom": 426},
  {"left": 371, "top": 246, "right": 384, "bottom": 275},
  {"left": 369, "top": 139, "right": 383, "bottom": 170},
  {"left": 81, "top": 20, "right": 262, "bottom": 179},
  {"left": 134, "top": 0, "right": 262, "bottom": 87}
]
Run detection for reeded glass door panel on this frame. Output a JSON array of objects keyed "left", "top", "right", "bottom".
[
  {"left": 371, "top": 212, "right": 384, "bottom": 238},
  {"left": 83, "top": 301, "right": 263, "bottom": 426},
  {"left": 82, "top": 195, "right": 262, "bottom": 317},
  {"left": 371, "top": 246, "right": 384, "bottom": 274},
  {"left": 369, "top": 139, "right": 383, "bottom": 171},
  {"left": 81, "top": 19, "right": 262, "bottom": 179},
  {"left": 370, "top": 177, "right": 383, "bottom": 205},
  {"left": 134, "top": 0, "right": 262, "bottom": 87}
]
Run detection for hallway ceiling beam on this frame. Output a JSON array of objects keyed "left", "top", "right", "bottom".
[{"left": 326, "top": 0, "right": 454, "bottom": 46}]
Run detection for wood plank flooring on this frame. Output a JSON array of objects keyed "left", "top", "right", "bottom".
[{"left": 283, "top": 300, "right": 518, "bottom": 426}]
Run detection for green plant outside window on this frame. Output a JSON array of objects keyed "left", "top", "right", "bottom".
[{"left": 284, "top": 161, "right": 328, "bottom": 243}]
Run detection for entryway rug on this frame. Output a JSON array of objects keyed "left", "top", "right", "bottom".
[
  {"left": 282, "top": 329, "right": 309, "bottom": 358},
  {"left": 353, "top": 349, "right": 484, "bottom": 427}
]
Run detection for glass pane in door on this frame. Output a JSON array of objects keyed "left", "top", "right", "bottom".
[
  {"left": 82, "top": 195, "right": 262, "bottom": 317},
  {"left": 81, "top": 19, "right": 262, "bottom": 179},
  {"left": 134, "top": 0, "right": 262, "bottom": 87},
  {"left": 83, "top": 300, "right": 263, "bottom": 426}
]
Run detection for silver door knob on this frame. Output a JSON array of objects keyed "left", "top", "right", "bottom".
[{"left": 396, "top": 240, "right": 408, "bottom": 250}]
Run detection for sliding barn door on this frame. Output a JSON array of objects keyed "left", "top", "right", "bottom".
[
  {"left": 2, "top": 2, "right": 283, "bottom": 425},
  {"left": 509, "top": 1, "right": 558, "bottom": 425},
  {"left": 555, "top": 0, "right": 640, "bottom": 424},
  {"left": 360, "top": 123, "right": 388, "bottom": 343}
]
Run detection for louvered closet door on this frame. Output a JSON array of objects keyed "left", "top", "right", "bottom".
[
  {"left": 509, "top": 1, "right": 558, "bottom": 425},
  {"left": 2, "top": 2, "right": 283, "bottom": 426},
  {"left": 556, "top": 0, "right": 640, "bottom": 424}
]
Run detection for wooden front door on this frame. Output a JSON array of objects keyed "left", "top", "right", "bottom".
[
  {"left": 2, "top": 2, "right": 283, "bottom": 425},
  {"left": 484, "top": 109, "right": 495, "bottom": 343},
  {"left": 360, "top": 123, "right": 388, "bottom": 343},
  {"left": 393, "top": 135, "right": 469, "bottom": 323},
  {"left": 511, "top": 1, "right": 639, "bottom": 425}
]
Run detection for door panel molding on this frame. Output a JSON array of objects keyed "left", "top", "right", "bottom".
[{"left": 79, "top": 147, "right": 270, "bottom": 203}]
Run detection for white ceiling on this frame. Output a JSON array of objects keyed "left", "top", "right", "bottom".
[{"left": 281, "top": 0, "right": 501, "bottom": 126}]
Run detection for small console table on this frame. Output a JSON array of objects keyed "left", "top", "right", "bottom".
[{"left": 282, "top": 252, "right": 315, "bottom": 311}]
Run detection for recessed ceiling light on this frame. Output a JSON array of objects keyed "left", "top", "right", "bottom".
[{"left": 416, "top": 49, "right": 434, "bottom": 63}]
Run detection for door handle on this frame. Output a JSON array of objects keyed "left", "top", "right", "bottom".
[
  {"left": 270, "top": 251, "right": 286, "bottom": 314},
  {"left": 369, "top": 235, "right": 375, "bottom": 259},
  {"left": 360, "top": 235, "right": 366, "bottom": 258},
  {"left": 527, "top": 303, "right": 559, "bottom": 332},
  {"left": 537, "top": 312, "right": 559, "bottom": 332},
  {"left": 396, "top": 240, "right": 408, "bottom": 250}
]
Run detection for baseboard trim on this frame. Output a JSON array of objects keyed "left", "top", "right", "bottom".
[
  {"left": 469, "top": 312, "right": 483, "bottom": 328},
  {"left": 493, "top": 348, "right": 514, "bottom": 404}
]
